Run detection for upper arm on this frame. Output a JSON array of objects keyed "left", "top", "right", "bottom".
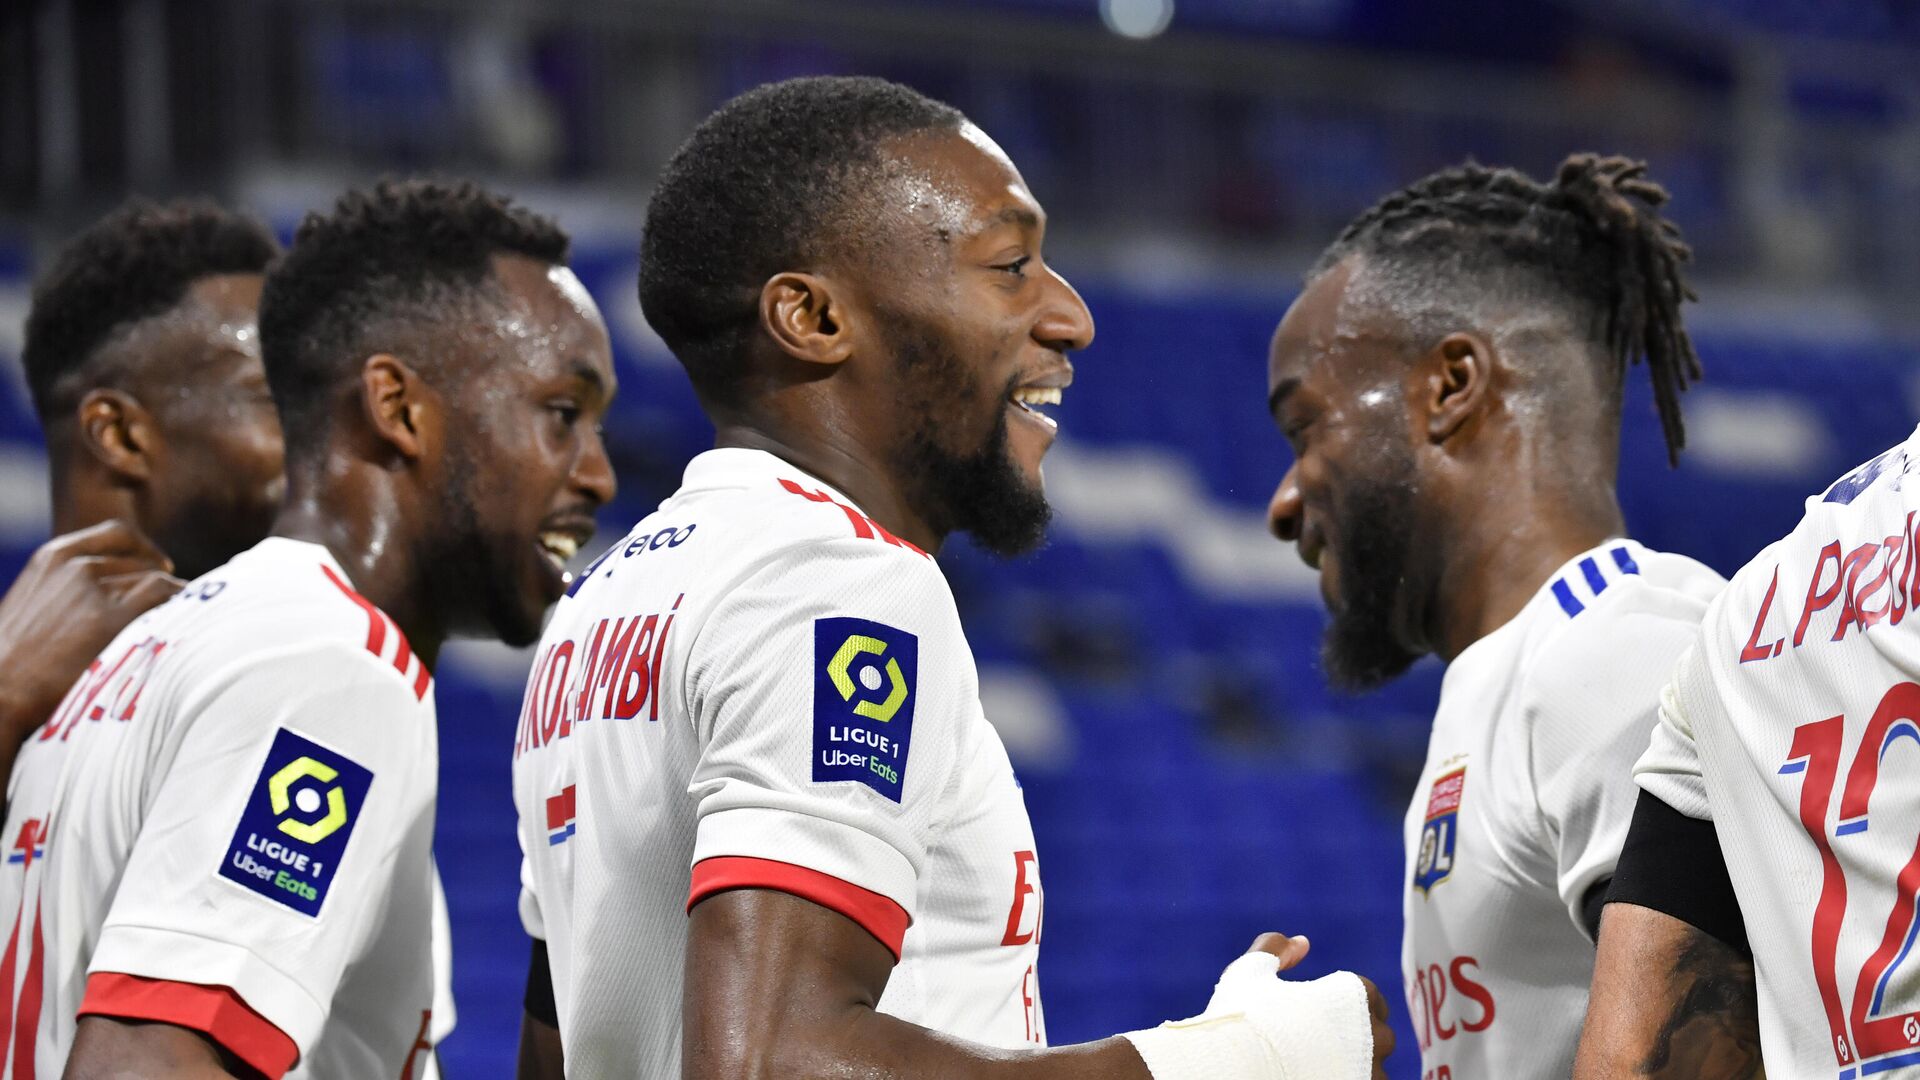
[
  {"left": 683, "top": 888, "right": 897, "bottom": 1078},
  {"left": 1577, "top": 786, "right": 1755, "bottom": 1080},
  {"left": 67, "top": 1014, "right": 266, "bottom": 1080},
  {"left": 1577, "top": 903, "right": 1760, "bottom": 1080},
  {"left": 82, "top": 646, "right": 435, "bottom": 1073}
]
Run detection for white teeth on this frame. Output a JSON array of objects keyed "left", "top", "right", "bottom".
[
  {"left": 539, "top": 532, "right": 580, "bottom": 566},
  {"left": 1010, "top": 386, "right": 1063, "bottom": 407}
]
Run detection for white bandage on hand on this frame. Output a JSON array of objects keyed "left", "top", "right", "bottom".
[{"left": 1119, "top": 952, "right": 1374, "bottom": 1080}]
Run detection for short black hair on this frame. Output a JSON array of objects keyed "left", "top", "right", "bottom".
[
  {"left": 639, "top": 75, "right": 965, "bottom": 399},
  {"left": 21, "top": 197, "right": 279, "bottom": 422},
  {"left": 1316, "top": 154, "right": 1702, "bottom": 466},
  {"left": 259, "top": 177, "right": 570, "bottom": 463}
]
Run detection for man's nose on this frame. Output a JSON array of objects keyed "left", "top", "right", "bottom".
[{"left": 1268, "top": 465, "right": 1303, "bottom": 542}]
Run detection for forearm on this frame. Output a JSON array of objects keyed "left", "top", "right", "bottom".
[
  {"left": 686, "top": 1004, "right": 1147, "bottom": 1080},
  {"left": 683, "top": 889, "right": 1154, "bottom": 1080},
  {"left": 1576, "top": 902, "right": 1762, "bottom": 1080}
]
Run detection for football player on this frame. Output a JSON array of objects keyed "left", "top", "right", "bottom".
[
  {"left": 1, "top": 199, "right": 283, "bottom": 793},
  {"left": 513, "top": 75, "right": 1392, "bottom": 1080},
  {"left": 1264, "top": 156, "right": 1723, "bottom": 1078},
  {"left": 6, "top": 178, "right": 615, "bottom": 1078},
  {"left": 1573, "top": 440, "right": 1920, "bottom": 1073}
]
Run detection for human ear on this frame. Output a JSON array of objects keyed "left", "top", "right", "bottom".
[
  {"left": 359, "top": 354, "right": 438, "bottom": 461},
  {"left": 75, "top": 389, "right": 157, "bottom": 483},
  {"left": 759, "top": 272, "right": 855, "bottom": 367},
  {"left": 1423, "top": 332, "right": 1495, "bottom": 444}
]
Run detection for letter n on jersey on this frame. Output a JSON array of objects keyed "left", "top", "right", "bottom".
[{"left": 813, "top": 618, "right": 918, "bottom": 802}]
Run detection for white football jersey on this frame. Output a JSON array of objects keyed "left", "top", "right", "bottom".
[
  {"left": 1404, "top": 538, "right": 1723, "bottom": 1078},
  {"left": 1639, "top": 424, "right": 1920, "bottom": 1078},
  {"left": 0, "top": 537, "right": 442, "bottom": 1079},
  {"left": 513, "top": 448, "right": 1046, "bottom": 1078}
]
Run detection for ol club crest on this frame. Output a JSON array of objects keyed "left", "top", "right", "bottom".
[{"left": 1414, "top": 766, "right": 1465, "bottom": 896}]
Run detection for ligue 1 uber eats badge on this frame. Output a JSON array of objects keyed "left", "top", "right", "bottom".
[
  {"left": 221, "top": 729, "right": 374, "bottom": 916},
  {"left": 814, "top": 617, "right": 917, "bottom": 802}
]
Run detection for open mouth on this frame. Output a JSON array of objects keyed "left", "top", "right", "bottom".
[
  {"left": 536, "top": 523, "right": 595, "bottom": 582},
  {"left": 1008, "top": 370, "right": 1070, "bottom": 433}
]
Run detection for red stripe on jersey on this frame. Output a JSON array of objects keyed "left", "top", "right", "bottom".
[
  {"left": 0, "top": 895, "right": 22, "bottom": 1069},
  {"left": 687, "top": 856, "right": 910, "bottom": 960},
  {"left": 390, "top": 619, "right": 413, "bottom": 679},
  {"left": 319, "top": 565, "right": 430, "bottom": 701},
  {"left": 545, "top": 785, "right": 576, "bottom": 831},
  {"left": 79, "top": 973, "right": 298, "bottom": 1079},
  {"left": 321, "top": 565, "right": 385, "bottom": 656},
  {"left": 866, "top": 519, "right": 929, "bottom": 558},
  {"left": 12, "top": 905, "right": 44, "bottom": 1078}
]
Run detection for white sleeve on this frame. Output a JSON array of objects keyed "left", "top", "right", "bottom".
[
  {"left": 85, "top": 642, "right": 436, "bottom": 1062},
  {"left": 683, "top": 539, "right": 967, "bottom": 955},
  {"left": 1633, "top": 637, "right": 1716, "bottom": 822},
  {"left": 1527, "top": 607, "right": 1702, "bottom": 938},
  {"left": 517, "top": 830, "right": 546, "bottom": 940}
]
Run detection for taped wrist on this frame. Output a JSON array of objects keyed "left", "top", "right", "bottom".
[{"left": 1121, "top": 954, "right": 1374, "bottom": 1080}]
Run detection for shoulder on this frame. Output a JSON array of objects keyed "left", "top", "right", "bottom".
[
  {"left": 1519, "top": 545, "right": 1724, "bottom": 721},
  {"left": 161, "top": 558, "right": 433, "bottom": 710}
]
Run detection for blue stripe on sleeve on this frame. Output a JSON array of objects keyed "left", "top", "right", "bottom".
[{"left": 1551, "top": 578, "right": 1584, "bottom": 617}]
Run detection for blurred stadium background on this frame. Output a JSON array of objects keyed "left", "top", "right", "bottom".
[{"left": 3, "top": 0, "right": 1920, "bottom": 1074}]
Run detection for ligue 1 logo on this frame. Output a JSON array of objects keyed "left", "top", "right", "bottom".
[
  {"left": 220, "top": 729, "right": 373, "bottom": 916},
  {"left": 269, "top": 756, "right": 350, "bottom": 843},
  {"left": 827, "top": 632, "right": 909, "bottom": 722},
  {"left": 813, "top": 617, "right": 918, "bottom": 802}
]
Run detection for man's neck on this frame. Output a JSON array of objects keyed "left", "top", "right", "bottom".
[
  {"left": 273, "top": 480, "right": 444, "bottom": 670},
  {"left": 1427, "top": 492, "right": 1624, "bottom": 662},
  {"left": 49, "top": 464, "right": 136, "bottom": 541},
  {"left": 713, "top": 422, "right": 942, "bottom": 554}
]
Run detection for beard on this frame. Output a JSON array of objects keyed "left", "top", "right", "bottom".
[
  {"left": 888, "top": 318, "right": 1052, "bottom": 556},
  {"left": 422, "top": 437, "right": 547, "bottom": 647},
  {"left": 1320, "top": 449, "right": 1424, "bottom": 692}
]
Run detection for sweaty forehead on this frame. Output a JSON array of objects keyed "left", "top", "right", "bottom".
[
  {"left": 1268, "top": 257, "right": 1403, "bottom": 403},
  {"left": 1268, "top": 261, "right": 1353, "bottom": 392},
  {"left": 486, "top": 256, "right": 611, "bottom": 360},
  {"left": 877, "top": 124, "right": 1041, "bottom": 244}
]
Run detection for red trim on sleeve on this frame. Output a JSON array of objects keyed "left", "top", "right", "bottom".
[
  {"left": 687, "top": 856, "right": 910, "bottom": 960},
  {"left": 79, "top": 972, "right": 299, "bottom": 1079}
]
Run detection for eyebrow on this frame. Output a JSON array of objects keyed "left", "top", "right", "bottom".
[
  {"left": 1267, "top": 376, "right": 1299, "bottom": 418},
  {"left": 568, "top": 359, "right": 609, "bottom": 396},
  {"left": 990, "top": 206, "right": 1041, "bottom": 230}
]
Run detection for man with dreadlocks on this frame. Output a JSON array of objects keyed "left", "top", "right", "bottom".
[{"left": 1263, "top": 154, "right": 1722, "bottom": 1078}]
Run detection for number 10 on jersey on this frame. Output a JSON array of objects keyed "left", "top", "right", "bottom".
[{"left": 1783, "top": 682, "right": 1920, "bottom": 1074}]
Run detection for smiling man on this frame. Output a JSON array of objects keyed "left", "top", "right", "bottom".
[
  {"left": 1264, "top": 156, "right": 1728, "bottom": 1078},
  {"left": 0, "top": 178, "right": 615, "bottom": 1079},
  {"left": 512, "top": 76, "right": 1391, "bottom": 1080}
]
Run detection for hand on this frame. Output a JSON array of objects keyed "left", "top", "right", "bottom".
[
  {"left": 1361, "top": 974, "right": 1393, "bottom": 1080},
  {"left": 1246, "top": 931, "right": 1312, "bottom": 972},
  {"left": 1239, "top": 934, "right": 1394, "bottom": 1079},
  {"left": 0, "top": 521, "right": 182, "bottom": 740}
]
